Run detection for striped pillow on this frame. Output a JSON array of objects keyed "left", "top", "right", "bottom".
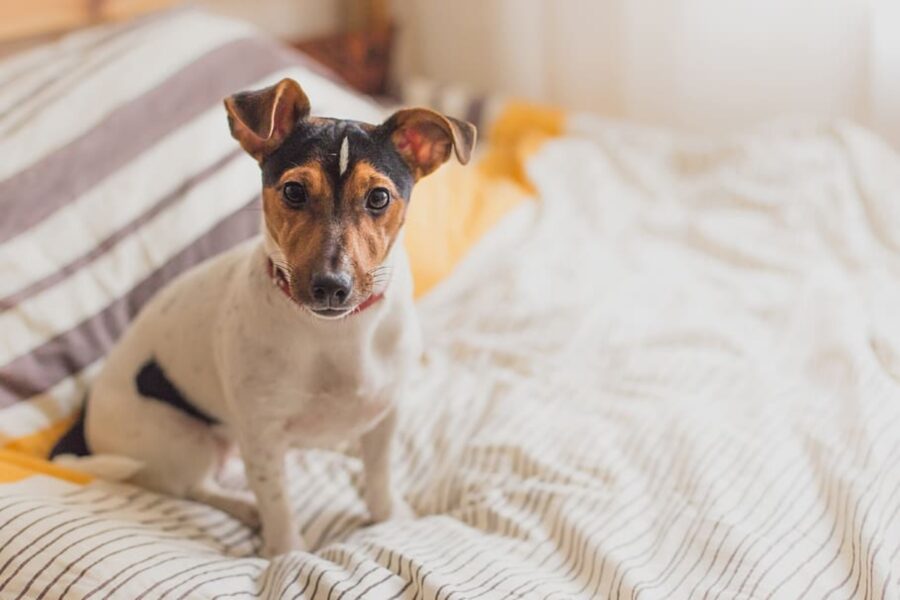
[{"left": 0, "top": 8, "right": 384, "bottom": 448}]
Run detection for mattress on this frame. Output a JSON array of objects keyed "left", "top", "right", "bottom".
[{"left": 1, "top": 8, "right": 899, "bottom": 600}]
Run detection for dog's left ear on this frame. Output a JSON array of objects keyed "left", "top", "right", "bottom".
[
  {"left": 383, "top": 108, "right": 477, "bottom": 180},
  {"left": 224, "top": 78, "right": 310, "bottom": 162}
]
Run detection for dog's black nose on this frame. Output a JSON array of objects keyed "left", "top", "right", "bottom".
[{"left": 311, "top": 272, "right": 352, "bottom": 306}]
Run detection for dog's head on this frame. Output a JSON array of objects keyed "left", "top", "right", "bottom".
[{"left": 224, "top": 78, "right": 476, "bottom": 319}]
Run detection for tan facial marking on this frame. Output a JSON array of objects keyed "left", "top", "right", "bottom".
[
  {"left": 262, "top": 160, "right": 406, "bottom": 305},
  {"left": 262, "top": 163, "right": 333, "bottom": 300},
  {"left": 341, "top": 161, "right": 406, "bottom": 293}
]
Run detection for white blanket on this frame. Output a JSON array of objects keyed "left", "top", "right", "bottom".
[{"left": 3, "top": 117, "right": 900, "bottom": 599}]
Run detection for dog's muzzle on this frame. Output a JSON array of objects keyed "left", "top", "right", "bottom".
[{"left": 266, "top": 258, "right": 383, "bottom": 319}]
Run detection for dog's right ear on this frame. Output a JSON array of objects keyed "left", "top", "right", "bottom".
[
  {"left": 382, "top": 108, "right": 477, "bottom": 180},
  {"left": 224, "top": 78, "right": 310, "bottom": 162}
]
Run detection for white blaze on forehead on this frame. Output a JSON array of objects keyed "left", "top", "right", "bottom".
[{"left": 339, "top": 136, "right": 350, "bottom": 175}]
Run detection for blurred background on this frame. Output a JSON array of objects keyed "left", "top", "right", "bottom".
[{"left": 1, "top": 0, "right": 898, "bottom": 144}]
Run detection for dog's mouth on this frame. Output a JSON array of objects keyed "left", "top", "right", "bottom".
[
  {"left": 267, "top": 259, "right": 383, "bottom": 319},
  {"left": 308, "top": 307, "right": 353, "bottom": 319}
]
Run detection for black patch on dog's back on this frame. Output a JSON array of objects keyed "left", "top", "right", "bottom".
[
  {"left": 136, "top": 359, "right": 218, "bottom": 425},
  {"left": 49, "top": 402, "right": 90, "bottom": 458}
]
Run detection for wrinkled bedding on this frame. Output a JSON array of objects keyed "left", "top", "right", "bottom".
[
  {"left": 3, "top": 117, "right": 900, "bottom": 598},
  {"left": 2, "top": 9, "right": 900, "bottom": 600}
]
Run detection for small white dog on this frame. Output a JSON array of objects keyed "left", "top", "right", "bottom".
[{"left": 51, "top": 78, "right": 476, "bottom": 556}]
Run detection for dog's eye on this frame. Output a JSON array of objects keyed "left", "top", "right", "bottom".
[
  {"left": 366, "top": 187, "right": 390, "bottom": 212},
  {"left": 282, "top": 182, "right": 307, "bottom": 209}
]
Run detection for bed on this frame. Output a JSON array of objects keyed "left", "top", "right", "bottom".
[{"left": 1, "top": 8, "right": 899, "bottom": 599}]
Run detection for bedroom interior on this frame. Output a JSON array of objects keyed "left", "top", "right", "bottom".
[{"left": 0, "top": 0, "right": 898, "bottom": 598}]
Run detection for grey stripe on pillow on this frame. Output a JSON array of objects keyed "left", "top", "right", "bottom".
[
  {"left": 0, "top": 150, "right": 242, "bottom": 311},
  {"left": 0, "top": 37, "right": 293, "bottom": 245},
  {"left": 0, "top": 9, "right": 179, "bottom": 123},
  {"left": 0, "top": 197, "right": 259, "bottom": 407}
]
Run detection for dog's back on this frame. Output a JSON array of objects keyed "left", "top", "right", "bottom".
[{"left": 52, "top": 240, "right": 256, "bottom": 492}]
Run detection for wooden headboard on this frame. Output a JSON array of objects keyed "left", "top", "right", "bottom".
[{"left": 0, "top": 0, "right": 180, "bottom": 43}]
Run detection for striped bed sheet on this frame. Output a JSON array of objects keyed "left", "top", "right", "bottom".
[{"left": 2, "top": 7, "right": 900, "bottom": 600}]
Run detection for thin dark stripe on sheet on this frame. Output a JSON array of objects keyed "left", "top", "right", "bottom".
[
  {"left": 174, "top": 570, "right": 259, "bottom": 600},
  {"left": 135, "top": 558, "right": 259, "bottom": 599},
  {"left": 740, "top": 438, "right": 898, "bottom": 597},
  {"left": 500, "top": 431, "right": 684, "bottom": 599},
  {"left": 81, "top": 549, "right": 183, "bottom": 599},
  {"left": 35, "top": 534, "right": 173, "bottom": 600},
  {"left": 26, "top": 519, "right": 193, "bottom": 600}
]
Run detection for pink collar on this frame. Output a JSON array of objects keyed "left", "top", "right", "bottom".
[{"left": 266, "top": 258, "right": 384, "bottom": 316}]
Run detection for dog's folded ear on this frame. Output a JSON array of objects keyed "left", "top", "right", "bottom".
[
  {"left": 224, "top": 78, "right": 310, "bottom": 162},
  {"left": 383, "top": 109, "right": 477, "bottom": 180}
]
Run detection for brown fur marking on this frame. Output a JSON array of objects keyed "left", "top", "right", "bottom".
[{"left": 262, "top": 160, "right": 406, "bottom": 306}]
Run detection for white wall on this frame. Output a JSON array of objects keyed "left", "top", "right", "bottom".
[
  {"left": 198, "top": 0, "right": 341, "bottom": 40},
  {"left": 393, "top": 0, "right": 900, "bottom": 144}
]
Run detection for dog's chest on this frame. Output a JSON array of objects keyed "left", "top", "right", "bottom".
[
  {"left": 220, "top": 251, "right": 418, "bottom": 445},
  {"left": 252, "top": 333, "right": 399, "bottom": 444}
]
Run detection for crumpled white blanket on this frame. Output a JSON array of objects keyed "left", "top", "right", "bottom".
[{"left": 2, "top": 117, "right": 899, "bottom": 600}]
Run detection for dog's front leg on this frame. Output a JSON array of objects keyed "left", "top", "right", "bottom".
[
  {"left": 361, "top": 407, "right": 413, "bottom": 522},
  {"left": 237, "top": 425, "right": 305, "bottom": 557}
]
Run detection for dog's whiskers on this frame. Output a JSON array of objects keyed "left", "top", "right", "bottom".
[
  {"left": 368, "top": 265, "right": 394, "bottom": 295},
  {"left": 269, "top": 257, "right": 295, "bottom": 285}
]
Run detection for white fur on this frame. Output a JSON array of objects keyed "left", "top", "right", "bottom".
[
  {"left": 53, "top": 453, "right": 144, "bottom": 481},
  {"left": 76, "top": 236, "right": 422, "bottom": 556},
  {"left": 339, "top": 136, "right": 349, "bottom": 175}
]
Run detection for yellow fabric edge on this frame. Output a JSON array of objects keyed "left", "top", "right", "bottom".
[
  {"left": 406, "top": 100, "right": 565, "bottom": 297},
  {"left": 1, "top": 414, "right": 92, "bottom": 484},
  {"left": 0, "top": 449, "right": 92, "bottom": 485}
]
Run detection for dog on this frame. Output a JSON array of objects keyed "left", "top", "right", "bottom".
[{"left": 51, "top": 78, "right": 476, "bottom": 557}]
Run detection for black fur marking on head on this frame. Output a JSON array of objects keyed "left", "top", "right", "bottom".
[
  {"left": 262, "top": 118, "right": 414, "bottom": 201},
  {"left": 135, "top": 359, "right": 218, "bottom": 426},
  {"left": 49, "top": 400, "right": 91, "bottom": 458}
]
